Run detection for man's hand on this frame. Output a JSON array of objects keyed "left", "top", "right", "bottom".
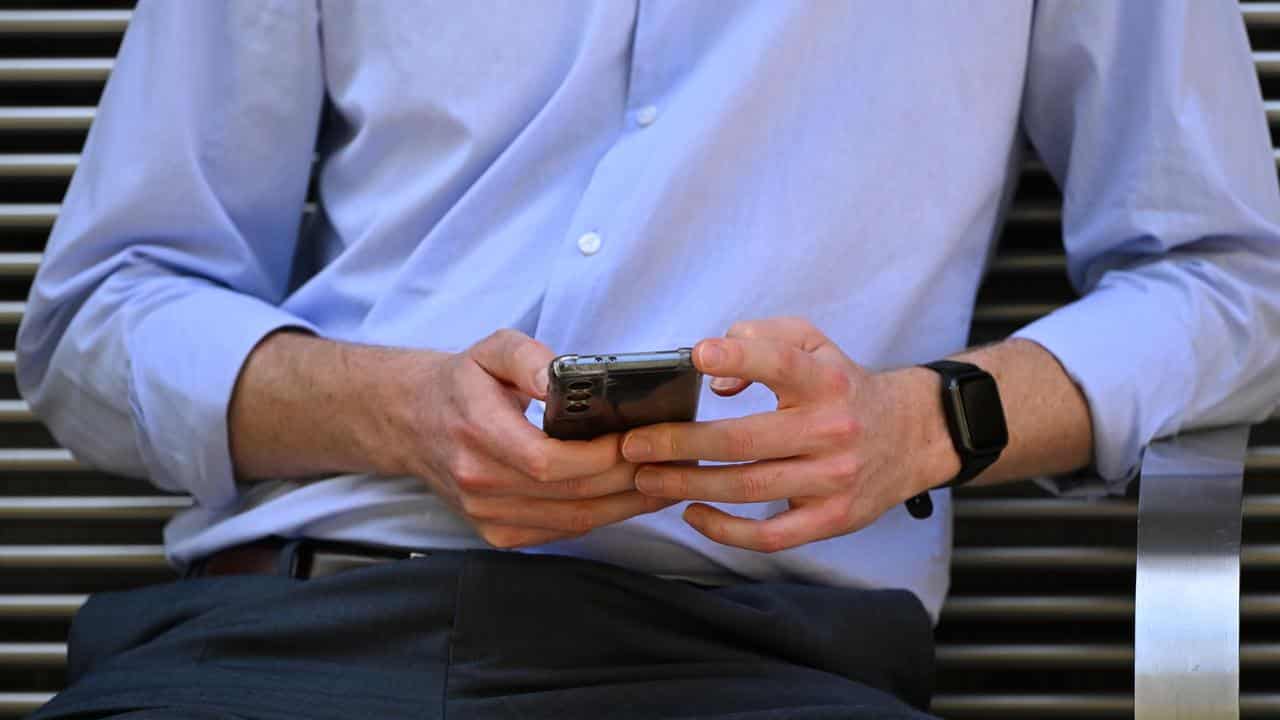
[
  {"left": 619, "top": 317, "right": 960, "bottom": 553},
  {"left": 394, "top": 330, "right": 673, "bottom": 548},
  {"left": 230, "top": 330, "right": 672, "bottom": 550}
]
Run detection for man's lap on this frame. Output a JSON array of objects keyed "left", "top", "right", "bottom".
[{"left": 31, "top": 549, "right": 937, "bottom": 720}]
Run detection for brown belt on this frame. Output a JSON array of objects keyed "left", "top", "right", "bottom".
[{"left": 188, "top": 538, "right": 432, "bottom": 580}]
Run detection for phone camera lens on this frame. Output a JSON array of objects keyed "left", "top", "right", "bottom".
[
  {"left": 567, "top": 381, "right": 592, "bottom": 391},
  {"left": 567, "top": 402, "right": 590, "bottom": 413},
  {"left": 567, "top": 391, "right": 591, "bottom": 402}
]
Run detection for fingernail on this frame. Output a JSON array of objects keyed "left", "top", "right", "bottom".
[
  {"left": 634, "top": 468, "right": 662, "bottom": 494},
  {"left": 534, "top": 367, "right": 549, "bottom": 395},
  {"left": 623, "top": 435, "right": 653, "bottom": 462},
  {"left": 710, "top": 376, "right": 737, "bottom": 391},
  {"left": 700, "top": 342, "right": 725, "bottom": 369}
]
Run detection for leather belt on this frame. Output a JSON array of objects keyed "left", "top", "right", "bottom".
[{"left": 187, "top": 537, "right": 432, "bottom": 580}]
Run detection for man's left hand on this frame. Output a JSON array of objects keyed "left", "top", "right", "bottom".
[{"left": 621, "top": 317, "right": 959, "bottom": 553}]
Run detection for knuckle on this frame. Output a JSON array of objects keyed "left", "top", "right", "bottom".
[
  {"left": 740, "top": 467, "right": 775, "bottom": 502},
  {"left": 826, "top": 453, "right": 861, "bottom": 481},
  {"left": 703, "top": 514, "right": 729, "bottom": 541},
  {"left": 521, "top": 447, "right": 553, "bottom": 482},
  {"left": 723, "top": 426, "right": 756, "bottom": 459},
  {"left": 450, "top": 459, "right": 490, "bottom": 493},
  {"left": 822, "top": 367, "right": 852, "bottom": 395},
  {"left": 489, "top": 328, "right": 521, "bottom": 346},
  {"left": 443, "top": 413, "right": 473, "bottom": 442},
  {"left": 561, "top": 475, "right": 596, "bottom": 498},
  {"left": 755, "top": 527, "right": 789, "bottom": 554},
  {"left": 565, "top": 506, "right": 597, "bottom": 534},
  {"left": 775, "top": 347, "right": 799, "bottom": 376},
  {"left": 670, "top": 469, "right": 691, "bottom": 498},
  {"left": 818, "top": 413, "right": 861, "bottom": 445},
  {"left": 658, "top": 429, "right": 683, "bottom": 460},
  {"left": 727, "top": 321, "right": 758, "bottom": 339}
]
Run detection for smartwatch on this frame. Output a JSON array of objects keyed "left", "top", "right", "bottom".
[{"left": 904, "top": 360, "right": 1008, "bottom": 519}]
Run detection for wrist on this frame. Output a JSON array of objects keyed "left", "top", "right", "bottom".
[
  {"left": 878, "top": 366, "right": 961, "bottom": 497},
  {"left": 352, "top": 344, "right": 450, "bottom": 478}
]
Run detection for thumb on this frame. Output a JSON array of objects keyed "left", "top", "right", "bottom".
[{"left": 469, "top": 329, "right": 554, "bottom": 400}]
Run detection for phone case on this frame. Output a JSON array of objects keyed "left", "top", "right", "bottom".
[{"left": 543, "top": 349, "right": 702, "bottom": 441}]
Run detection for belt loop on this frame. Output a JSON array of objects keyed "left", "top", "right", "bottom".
[{"left": 278, "top": 538, "right": 308, "bottom": 579}]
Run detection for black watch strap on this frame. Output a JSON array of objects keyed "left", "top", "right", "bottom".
[{"left": 904, "top": 360, "right": 1006, "bottom": 520}]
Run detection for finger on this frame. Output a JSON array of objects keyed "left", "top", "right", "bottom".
[
  {"left": 467, "top": 491, "right": 676, "bottom": 534},
  {"left": 725, "top": 317, "right": 834, "bottom": 356},
  {"left": 622, "top": 408, "right": 829, "bottom": 463},
  {"left": 472, "top": 522, "right": 581, "bottom": 550},
  {"left": 454, "top": 452, "right": 638, "bottom": 499},
  {"left": 709, "top": 318, "right": 834, "bottom": 396},
  {"left": 693, "top": 337, "right": 830, "bottom": 403},
  {"left": 527, "top": 460, "right": 641, "bottom": 498},
  {"left": 709, "top": 375, "right": 751, "bottom": 396},
  {"left": 682, "top": 501, "right": 846, "bottom": 553},
  {"left": 481, "top": 418, "right": 624, "bottom": 483},
  {"left": 633, "top": 458, "right": 834, "bottom": 502},
  {"left": 469, "top": 328, "right": 554, "bottom": 399}
]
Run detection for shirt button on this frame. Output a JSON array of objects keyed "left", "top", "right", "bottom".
[
  {"left": 635, "top": 105, "right": 659, "bottom": 127},
  {"left": 577, "top": 231, "right": 602, "bottom": 256}
]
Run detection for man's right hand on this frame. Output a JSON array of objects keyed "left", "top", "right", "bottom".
[{"left": 229, "top": 329, "right": 673, "bottom": 549}]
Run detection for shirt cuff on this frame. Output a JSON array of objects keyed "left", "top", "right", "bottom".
[
  {"left": 1011, "top": 279, "right": 1196, "bottom": 496},
  {"left": 126, "top": 288, "right": 316, "bottom": 509}
]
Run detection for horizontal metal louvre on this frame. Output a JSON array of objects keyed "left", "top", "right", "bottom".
[
  {"left": 0, "top": 496, "right": 190, "bottom": 518},
  {"left": 0, "top": 107, "right": 94, "bottom": 130},
  {"left": 0, "top": 9, "right": 130, "bottom": 33},
  {"left": 0, "top": 154, "right": 76, "bottom": 176},
  {"left": 0, "top": 251, "right": 40, "bottom": 273},
  {"left": 0, "top": 400, "right": 32, "bottom": 422},
  {"left": 0, "top": 58, "right": 112, "bottom": 82},
  {"left": 0, "top": 545, "right": 166, "bottom": 568},
  {"left": 0, "top": 595, "right": 86, "bottom": 618},
  {"left": 0, "top": 449, "right": 80, "bottom": 470},
  {"left": 0, "top": 204, "right": 56, "bottom": 227},
  {"left": 4, "top": 4, "right": 1280, "bottom": 719}
]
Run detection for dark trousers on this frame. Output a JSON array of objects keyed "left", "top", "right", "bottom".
[{"left": 31, "top": 549, "right": 937, "bottom": 719}]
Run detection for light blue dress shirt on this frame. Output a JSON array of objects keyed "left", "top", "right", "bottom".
[{"left": 17, "top": 1, "right": 1280, "bottom": 621}]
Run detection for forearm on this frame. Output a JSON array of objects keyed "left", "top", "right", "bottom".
[
  {"left": 228, "top": 331, "right": 445, "bottom": 481},
  {"left": 888, "top": 338, "right": 1094, "bottom": 490}
]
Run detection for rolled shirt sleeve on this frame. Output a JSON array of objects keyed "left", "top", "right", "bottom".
[
  {"left": 1013, "top": 0, "right": 1280, "bottom": 491},
  {"left": 15, "top": 1, "right": 323, "bottom": 508}
]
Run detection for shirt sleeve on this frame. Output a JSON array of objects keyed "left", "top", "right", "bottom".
[
  {"left": 1012, "top": 0, "right": 1280, "bottom": 492},
  {"left": 15, "top": 0, "right": 323, "bottom": 509}
]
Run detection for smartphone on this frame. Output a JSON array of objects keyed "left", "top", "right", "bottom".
[{"left": 543, "top": 349, "right": 702, "bottom": 441}]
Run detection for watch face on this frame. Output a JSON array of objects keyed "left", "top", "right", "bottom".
[{"left": 957, "top": 374, "right": 1008, "bottom": 453}]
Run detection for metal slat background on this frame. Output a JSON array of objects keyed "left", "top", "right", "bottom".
[{"left": 1, "top": 3, "right": 1279, "bottom": 719}]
